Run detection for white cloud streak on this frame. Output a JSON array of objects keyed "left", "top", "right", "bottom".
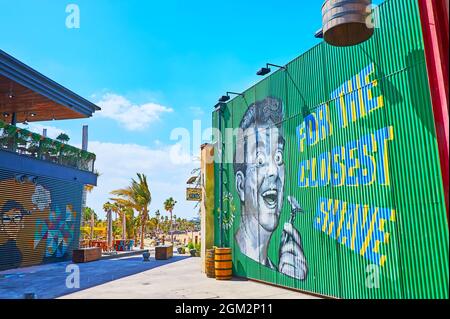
[{"left": 95, "top": 93, "right": 174, "bottom": 131}]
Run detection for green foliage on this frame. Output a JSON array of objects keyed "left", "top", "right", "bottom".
[
  {"left": 83, "top": 207, "right": 98, "bottom": 222},
  {"left": 110, "top": 173, "right": 152, "bottom": 249},
  {"left": 0, "top": 120, "right": 95, "bottom": 171},
  {"left": 164, "top": 197, "right": 177, "bottom": 212},
  {"left": 56, "top": 133, "right": 70, "bottom": 144},
  {"left": 187, "top": 242, "right": 195, "bottom": 250}
]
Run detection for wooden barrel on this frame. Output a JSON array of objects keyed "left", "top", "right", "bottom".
[
  {"left": 322, "top": 0, "right": 373, "bottom": 47},
  {"left": 206, "top": 249, "right": 216, "bottom": 278},
  {"left": 215, "top": 248, "right": 232, "bottom": 281}
]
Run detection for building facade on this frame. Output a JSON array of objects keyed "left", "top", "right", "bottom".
[
  {"left": 0, "top": 50, "right": 99, "bottom": 270},
  {"left": 212, "top": 0, "right": 449, "bottom": 299}
]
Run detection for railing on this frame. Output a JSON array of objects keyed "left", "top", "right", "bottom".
[{"left": 0, "top": 120, "right": 96, "bottom": 173}]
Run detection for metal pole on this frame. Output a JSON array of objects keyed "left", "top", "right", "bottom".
[
  {"left": 218, "top": 107, "right": 224, "bottom": 248},
  {"left": 11, "top": 112, "right": 16, "bottom": 126},
  {"left": 82, "top": 125, "right": 89, "bottom": 151}
]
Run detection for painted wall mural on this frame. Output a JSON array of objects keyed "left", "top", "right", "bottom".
[
  {"left": 232, "top": 97, "right": 308, "bottom": 280},
  {"left": 213, "top": 0, "right": 449, "bottom": 299},
  {"left": 0, "top": 173, "right": 83, "bottom": 271}
]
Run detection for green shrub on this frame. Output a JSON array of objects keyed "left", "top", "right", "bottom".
[{"left": 187, "top": 242, "right": 195, "bottom": 250}]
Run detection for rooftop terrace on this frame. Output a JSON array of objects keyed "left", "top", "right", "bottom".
[{"left": 0, "top": 120, "right": 96, "bottom": 173}]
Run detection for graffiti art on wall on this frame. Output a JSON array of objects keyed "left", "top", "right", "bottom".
[
  {"left": 233, "top": 97, "right": 308, "bottom": 280},
  {"left": 34, "top": 205, "right": 77, "bottom": 259},
  {"left": 0, "top": 200, "right": 31, "bottom": 270},
  {"left": 0, "top": 178, "right": 79, "bottom": 270},
  {"left": 218, "top": 192, "right": 236, "bottom": 231}
]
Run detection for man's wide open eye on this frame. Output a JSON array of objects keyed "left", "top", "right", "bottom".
[
  {"left": 274, "top": 150, "right": 284, "bottom": 166},
  {"left": 256, "top": 153, "right": 266, "bottom": 166}
]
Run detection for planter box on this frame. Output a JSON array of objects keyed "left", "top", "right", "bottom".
[
  {"left": 72, "top": 247, "right": 102, "bottom": 263},
  {"left": 155, "top": 245, "right": 173, "bottom": 260}
]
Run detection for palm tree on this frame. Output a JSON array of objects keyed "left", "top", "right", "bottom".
[
  {"left": 163, "top": 197, "right": 177, "bottom": 245},
  {"left": 83, "top": 207, "right": 97, "bottom": 240},
  {"left": 111, "top": 174, "right": 152, "bottom": 249},
  {"left": 104, "top": 201, "right": 126, "bottom": 240},
  {"left": 154, "top": 210, "right": 161, "bottom": 237}
]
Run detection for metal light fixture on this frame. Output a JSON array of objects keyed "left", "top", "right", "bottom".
[
  {"left": 8, "top": 83, "right": 14, "bottom": 99},
  {"left": 256, "top": 63, "right": 286, "bottom": 76},
  {"left": 30, "top": 113, "right": 36, "bottom": 117},
  {"left": 2, "top": 112, "right": 9, "bottom": 118},
  {"left": 219, "top": 95, "right": 230, "bottom": 103},
  {"left": 218, "top": 92, "right": 244, "bottom": 103}
]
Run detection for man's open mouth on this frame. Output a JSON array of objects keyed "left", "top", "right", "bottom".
[{"left": 262, "top": 189, "right": 278, "bottom": 209}]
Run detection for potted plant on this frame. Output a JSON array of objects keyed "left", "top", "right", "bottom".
[
  {"left": 195, "top": 243, "right": 201, "bottom": 257},
  {"left": 188, "top": 241, "right": 196, "bottom": 257},
  {"left": 143, "top": 251, "right": 151, "bottom": 261}
]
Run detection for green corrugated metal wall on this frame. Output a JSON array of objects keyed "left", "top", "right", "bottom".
[{"left": 212, "top": 0, "right": 449, "bottom": 299}]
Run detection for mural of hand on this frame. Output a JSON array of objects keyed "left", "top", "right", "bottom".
[{"left": 278, "top": 223, "right": 308, "bottom": 280}]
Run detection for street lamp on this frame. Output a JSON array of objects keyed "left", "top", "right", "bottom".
[{"left": 256, "top": 63, "right": 286, "bottom": 76}]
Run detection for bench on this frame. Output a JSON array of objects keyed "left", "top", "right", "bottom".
[
  {"left": 155, "top": 245, "right": 173, "bottom": 260},
  {"left": 72, "top": 247, "right": 102, "bottom": 263}
]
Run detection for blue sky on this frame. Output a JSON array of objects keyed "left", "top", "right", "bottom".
[{"left": 1, "top": 0, "right": 346, "bottom": 219}]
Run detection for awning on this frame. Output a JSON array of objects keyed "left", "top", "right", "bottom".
[{"left": 0, "top": 50, "right": 100, "bottom": 123}]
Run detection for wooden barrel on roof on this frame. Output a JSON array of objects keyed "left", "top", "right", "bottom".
[{"left": 322, "top": 0, "right": 374, "bottom": 47}]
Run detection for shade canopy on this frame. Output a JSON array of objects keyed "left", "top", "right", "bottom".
[{"left": 0, "top": 50, "right": 100, "bottom": 123}]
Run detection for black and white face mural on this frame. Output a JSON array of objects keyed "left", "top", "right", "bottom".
[{"left": 234, "top": 97, "right": 308, "bottom": 280}]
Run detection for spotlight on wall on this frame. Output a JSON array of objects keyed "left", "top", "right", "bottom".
[
  {"left": 218, "top": 95, "right": 230, "bottom": 103},
  {"left": 30, "top": 113, "right": 37, "bottom": 117},
  {"left": 257, "top": 63, "right": 286, "bottom": 76},
  {"left": 26, "top": 176, "right": 38, "bottom": 185},
  {"left": 2, "top": 112, "right": 9, "bottom": 118},
  {"left": 257, "top": 67, "right": 271, "bottom": 76},
  {"left": 15, "top": 174, "right": 26, "bottom": 184},
  {"left": 218, "top": 91, "right": 244, "bottom": 103}
]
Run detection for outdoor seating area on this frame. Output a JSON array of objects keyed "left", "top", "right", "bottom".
[{"left": 80, "top": 239, "right": 135, "bottom": 253}]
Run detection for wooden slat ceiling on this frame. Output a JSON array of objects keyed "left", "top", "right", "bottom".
[{"left": 0, "top": 74, "right": 85, "bottom": 124}]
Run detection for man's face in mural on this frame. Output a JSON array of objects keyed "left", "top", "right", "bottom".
[
  {"left": 237, "top": 125, "right": 285, "bottom": 232},
  {"left": 0, "top": 201, "right": 27, "bottom": 240}
]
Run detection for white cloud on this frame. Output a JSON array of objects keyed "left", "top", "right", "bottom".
[
  {"left": 189, "top": 106, "right": 205, "bottom": 117},
  {"left": 95, "top": 93, "right": 174, "bottom": 131},
  {"left": 86, "top": 141, "right": 200, "bottom": 220}
]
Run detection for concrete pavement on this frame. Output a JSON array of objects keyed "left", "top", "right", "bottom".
[
  {"left": 0, "top": 255, "right": 189, "bottom": 299},
  {"left": 61, "top": 257, "right": 319, "bottom": 299}
]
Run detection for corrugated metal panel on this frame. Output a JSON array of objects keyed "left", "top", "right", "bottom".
[
  {"left": 0, "top": 167, "right": 83, "bottom": 271},
  {"left": 213, "top": 0, "right": 449, "bottom": 299}
]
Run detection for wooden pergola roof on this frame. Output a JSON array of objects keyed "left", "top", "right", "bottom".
[{"left": 0, "top": 50, "right": 100, "bottom": 123}]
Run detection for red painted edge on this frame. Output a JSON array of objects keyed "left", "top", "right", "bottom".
[{"left": 418, "top": 0, "right": 449, "bottom": 220}]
